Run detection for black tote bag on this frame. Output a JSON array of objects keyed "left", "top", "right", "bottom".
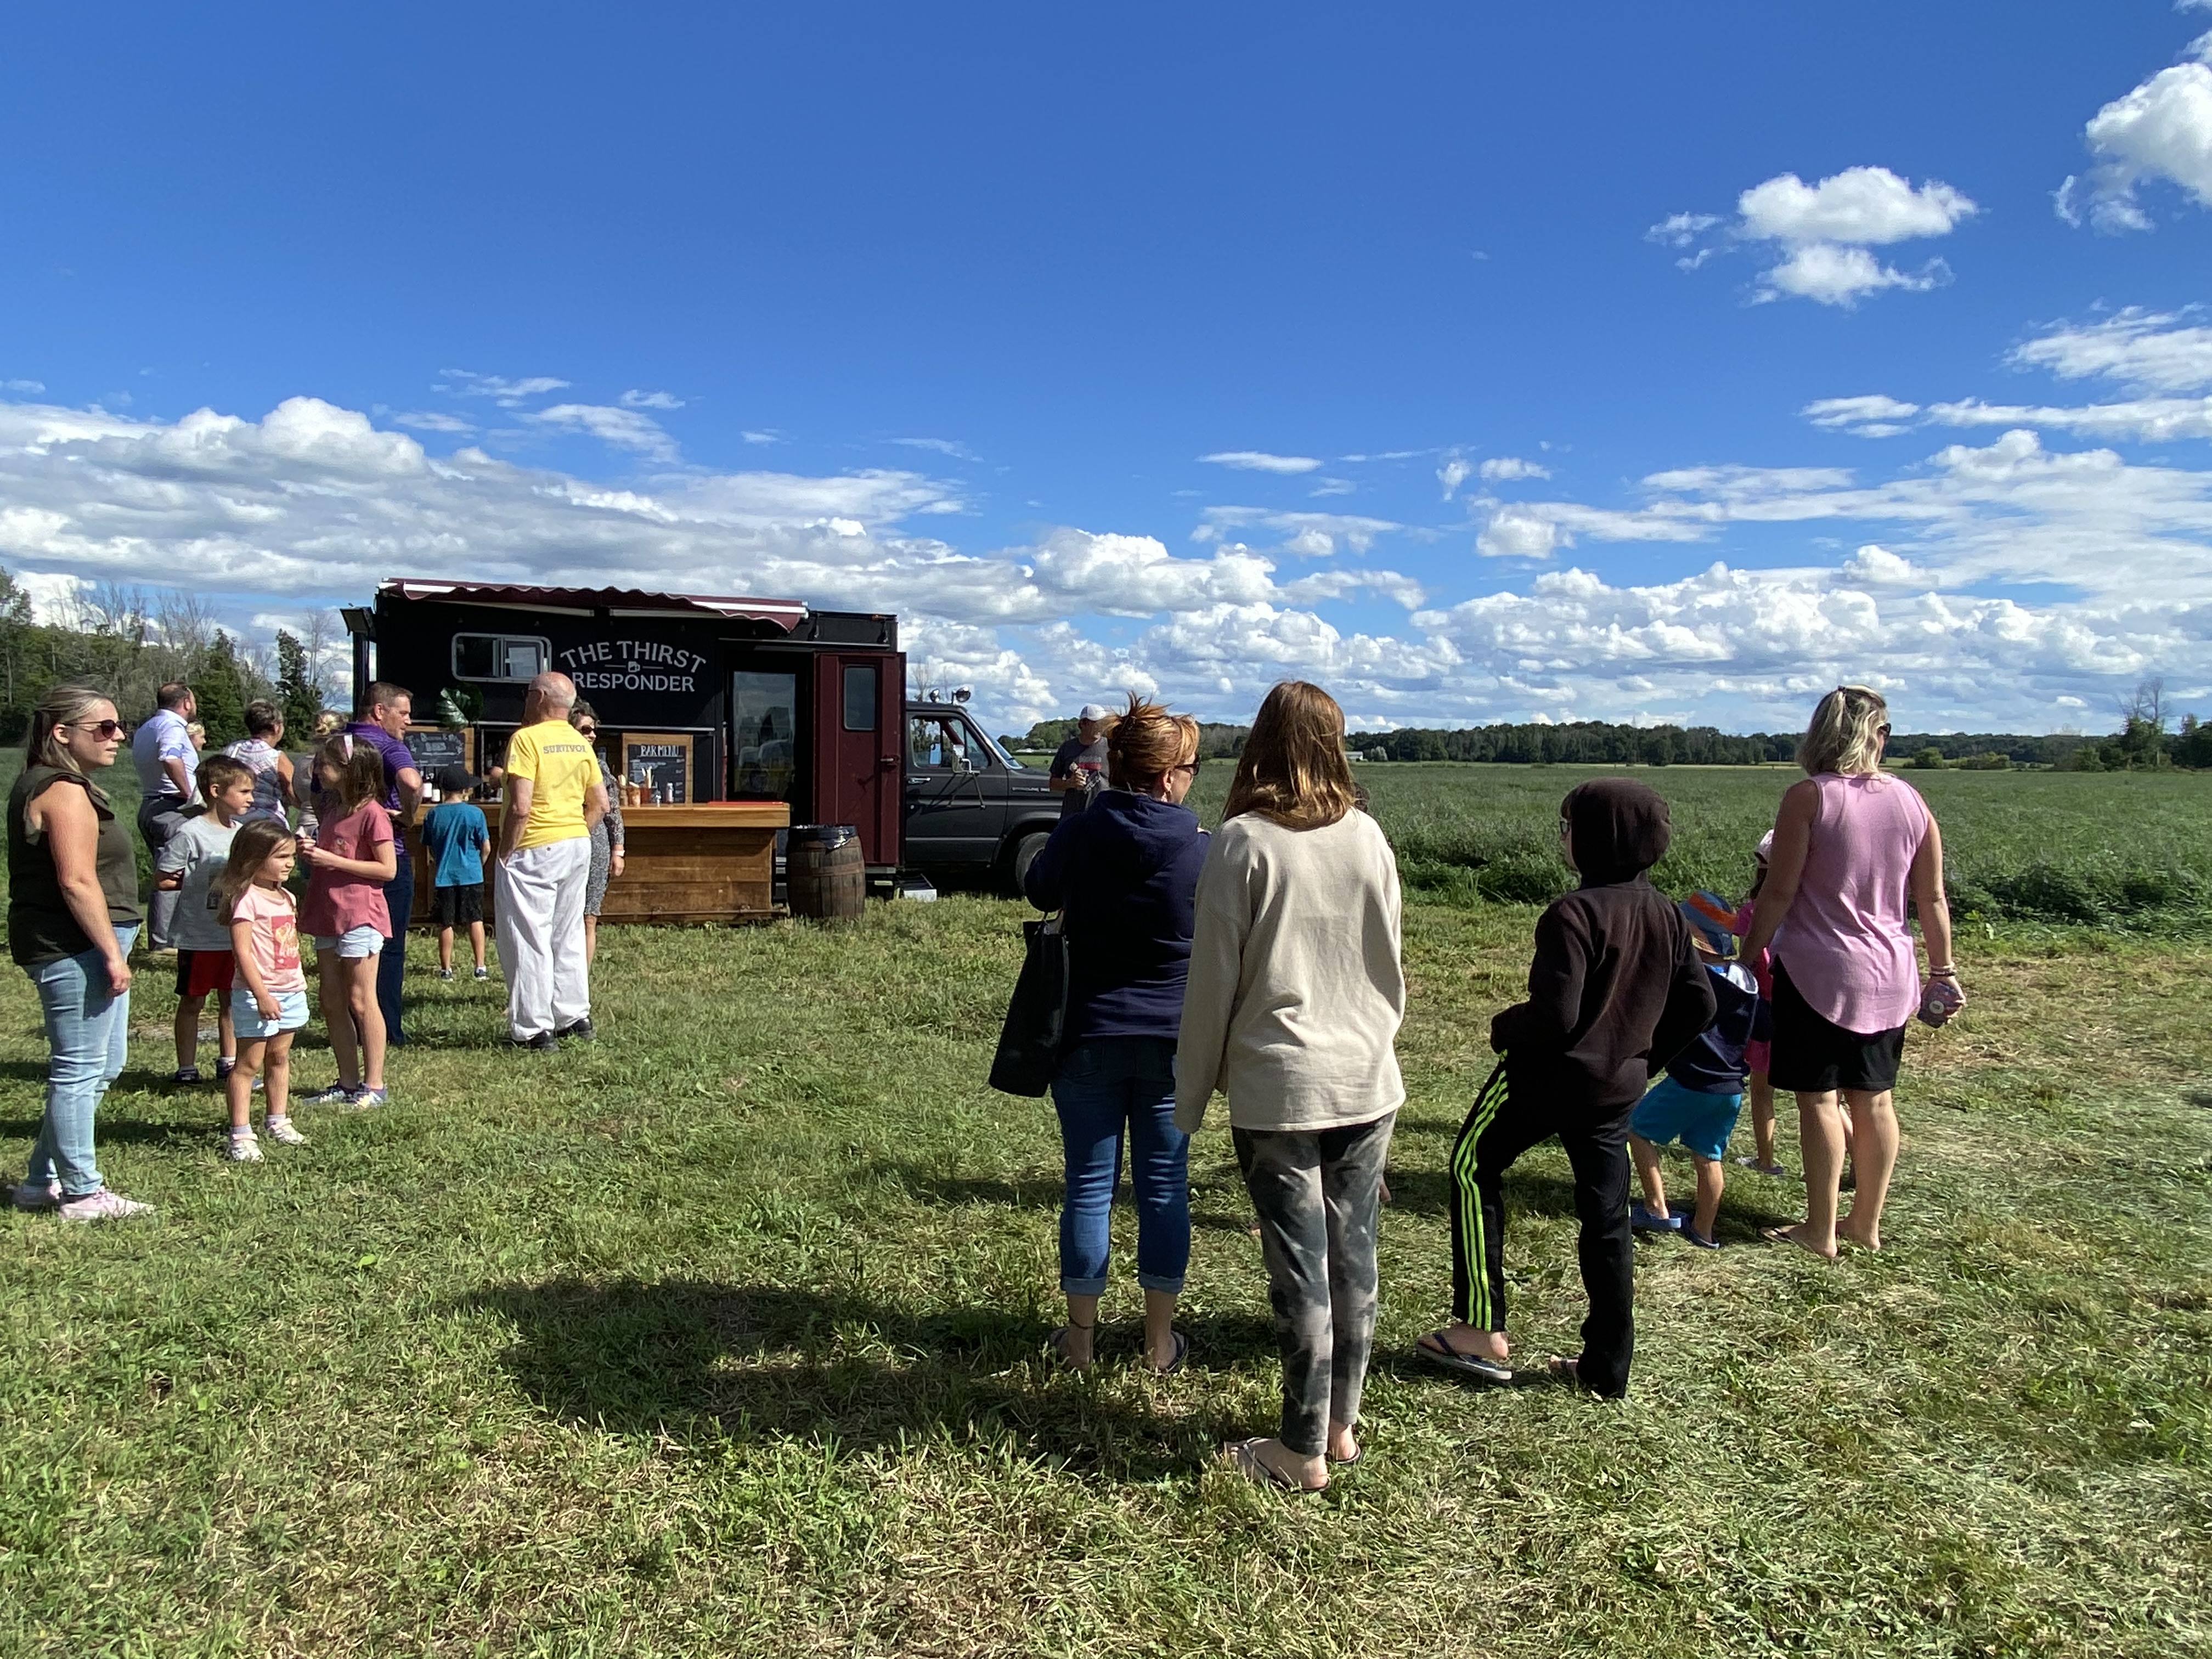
[{"left": 988, "top": 915, "right": 1069, "bottom": 1097}]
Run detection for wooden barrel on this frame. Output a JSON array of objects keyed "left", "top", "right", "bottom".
[{"left": 787, "top": 824, "right": 865, "bottom": 921}]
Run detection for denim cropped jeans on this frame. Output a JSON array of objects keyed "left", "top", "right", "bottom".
[
  {"left": 25, "top": 926, "right": 139, "bottom": 1199},
  {"left": 1051, "top": 1037, "right": 1191, "bottom": 1297}
]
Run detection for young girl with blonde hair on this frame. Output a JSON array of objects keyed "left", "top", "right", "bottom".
[
  {"left": 218, "top": 819, "right": 311, "bottom": 1161},
  {"left": 1174, "top": 681, "right": 1403, "bottom": 1491}
]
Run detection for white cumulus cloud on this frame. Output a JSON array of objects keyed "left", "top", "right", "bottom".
[
  {"left": 1661, "top": 166, "right": 1977, "bottom": 308},
  {"left": 1803, "top": 395, "right": 1923, "bottom": 437},
  {"left": 2010, "top": 308, "right": 2212, "bottom": 393},
  {"left": 526, "top": 403, "right": 680, "bottom": 462},
  {"left": 619, "top": 389, "right": 684, "bottom": 410},
  {"left": 1478, "top": 456, "right": 1551, "bottom": 481},
  {"left": 2058, "top": 38, "right": 2212, "bottom": 233}
]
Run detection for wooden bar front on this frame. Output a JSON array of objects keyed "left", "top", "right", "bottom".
[{"left": 407, "top": 802, "right": 789, "bottom": 926}]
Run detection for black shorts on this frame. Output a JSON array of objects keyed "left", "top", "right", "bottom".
[
  {"left": 1768, "top": 962, "right": 1905, "bottom": 1094},
  {"left": 433, "top": 884, "right": 484, "bottom": 926}
]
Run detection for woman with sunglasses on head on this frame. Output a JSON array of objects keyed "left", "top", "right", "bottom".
[
  {"left": 1022, "top": 693, "right": 1208, "bottom": 1375},
  {"left": 7, "top": 685, "right": 154, "bottom": 1221},
  {"left": 1741, "top": 685, "right": 1960, "bottom": 1260},
  {"left": 568, "top": 702, "right": 625, "bottom": 966}
]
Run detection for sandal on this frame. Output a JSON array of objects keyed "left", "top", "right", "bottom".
[
  {"left": 1225, "top": 1437, "right": 1323, "bottom": 1493},
  {"left": 1147, "top": 1329, "right": 1190, "bottom": 1376},
  {"left": 1415, "top": 1329, "right": 1514, "bottom": 1385},
  {"left": 1046, "top": 1320, "right": 1097, "bottom": 1370}
]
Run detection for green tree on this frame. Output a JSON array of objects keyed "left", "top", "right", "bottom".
[
  {"left": 194, "top": 631, "right": 250, "bottom": 746},
  {"left": 275, "top": 629, "right": 322, "bottom": 737}
]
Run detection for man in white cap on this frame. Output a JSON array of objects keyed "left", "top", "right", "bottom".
[{"left": 1049, "top": 703, "right": 1113, "bottom": 819}]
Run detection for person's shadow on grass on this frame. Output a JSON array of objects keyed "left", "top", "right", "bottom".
[{"left": 464, "top": 1278, "right": 1269, "bottom": 1477}]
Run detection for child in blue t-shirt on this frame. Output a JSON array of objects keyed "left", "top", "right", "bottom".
[
  {"left": 1627, "top": 902, "right": 1768, "bottom": 1248},
  {"left": 421, "top": 766, "right": 491, "bottom": 981}
]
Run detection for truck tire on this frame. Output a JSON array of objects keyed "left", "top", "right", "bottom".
[{"left": 1007, "top": 828, "right": 1049, "bottom": 896}]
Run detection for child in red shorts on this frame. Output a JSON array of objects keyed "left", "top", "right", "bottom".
[{"left": 156, "top": 755, "right": 255, "bottom": 1084}]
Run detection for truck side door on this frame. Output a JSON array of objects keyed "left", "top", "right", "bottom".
[{"left": 903, "top": 712, "right": 1000, "bottom": 865}]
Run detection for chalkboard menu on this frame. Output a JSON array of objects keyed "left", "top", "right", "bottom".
[
  {"left": 404, "top": 725, "right": 473, "bottom": 783},
  {"left": 623, "top": 732, "right": 693, "bottom": 803}
]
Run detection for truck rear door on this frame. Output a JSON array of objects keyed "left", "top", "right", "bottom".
[{"left": 810, "top": 652, "right": 904, "bottom": 867}]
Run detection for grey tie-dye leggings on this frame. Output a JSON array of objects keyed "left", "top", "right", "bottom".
[{"left": 1232, "top": 1111, "right": 1397, "bottom": 1457}]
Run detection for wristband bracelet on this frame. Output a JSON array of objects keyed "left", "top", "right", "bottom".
[{"left": 1928, "top": 966, "right": 1958, "bottom": 977}]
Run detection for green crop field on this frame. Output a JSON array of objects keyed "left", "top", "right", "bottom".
[
  {"left": 1184, "top": 763, "right": 2212, "bottom": 930},
  {"left": 0, "top": 755, "right": 2208, "bottom": 1656}
]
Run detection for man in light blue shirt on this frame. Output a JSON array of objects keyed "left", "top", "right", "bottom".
[{"left": 129, "top": 681, "right": 197, "bottom": 950}]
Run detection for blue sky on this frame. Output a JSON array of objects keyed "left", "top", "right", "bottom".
[{"left": 4, "top": 2, "right": 2212, "bottom": 733}]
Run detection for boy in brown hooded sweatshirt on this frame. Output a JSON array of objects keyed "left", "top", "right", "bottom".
[{"left": 1418, "top": 778, "right": 1716, "bottom": 1398}]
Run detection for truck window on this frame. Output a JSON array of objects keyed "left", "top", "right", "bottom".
[
  {"left": 909, "top": 715, "right": 973, "bottom": 770},
  {"left": 452, "top": 634, "right": 551, "bottom": 682},
  {"left": 731, "top": 670, "right": 799, "bottom": 800},
  {"left": 842, "top": 664, "right": 878, "bottom": 731}
]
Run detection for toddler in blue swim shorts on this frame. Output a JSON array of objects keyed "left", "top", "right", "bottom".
[{"left": 1629, "top": 952, "right": 1766, "bottom": 1249}]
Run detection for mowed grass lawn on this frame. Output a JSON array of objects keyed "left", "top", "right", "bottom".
[{"left": 0, "top": 768, "right": 2207, "bottom": 1654}]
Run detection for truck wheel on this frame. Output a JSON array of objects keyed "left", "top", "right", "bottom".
[{"left": 1007, "top": 830, "right": 1049, "bottom": 896}]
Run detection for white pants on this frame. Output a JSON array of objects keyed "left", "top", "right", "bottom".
[{"left": 495, "top": 837, "right": 591, "bottom": 1040}]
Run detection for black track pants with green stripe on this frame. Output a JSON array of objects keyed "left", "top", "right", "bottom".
[{"left": 1448, "top": 1060, "right": 1637, "bottom": 1398}]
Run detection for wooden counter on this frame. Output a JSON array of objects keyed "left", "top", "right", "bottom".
[{"left": 406, "top": 800, "right": 790, "bottom": 927}]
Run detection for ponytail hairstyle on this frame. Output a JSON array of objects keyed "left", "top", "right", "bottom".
[
  {"left": 215, "top": 819, "right": 296, "bottom": 922},
  {"left": 1797, "top": 685, "right": 1892, "bottom": 777},
  {"left": 314, "top": 731, "right": 387, "bottom": 812},
  {"left": 1104, "top": 692, "right": 1199, "bottom": 792},
  {"left": 1222, "top": 680, "right": 1357, "bottom": 831},
  {"left": 22, "top": 682, "right": 116, "bottom": 775}
]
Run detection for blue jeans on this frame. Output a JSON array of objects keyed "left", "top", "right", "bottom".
[
  {"left": 1051, "top": 1037, "right": 1190, "bottom": 1296},
  {"left": 377, "top": 836, "right": 411, "bottom": 1045},
  {"left": 26, "top": 925, "right": 140, "bottom": 1198}
]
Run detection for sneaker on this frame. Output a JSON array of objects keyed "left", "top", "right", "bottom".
[
  {"left": 264, "top": 1117, "right": 309, "bottom": 1146},
  {"left": 435, "top": 967, "right": 454, "bottom": 981},
  {"left": 171, "top": 1066, "right": 204, "bottom": 1086},
  {"left": 299, "top": 1082, "right": 362, "bottom": 1106},
  {"left": 1630, "top": 1201, "right": 1682, "bottom": 1233},
  {"left": 10, "top": 1180, "right": 60, "bottom": 1212},
  {"left": 223, "top": 1132, "right": 264, "bottom": 1163},
  {"left": 554, "top": 1018, "right": 595, "bottom": 1041},
  {"left": 216, "top": 1057, "right": 236, "bottom": 1080},
  {"left": 342, "top": 1087, "right": 390, "bottom": 1110},
  {"left": 56, "top": 1188, "right": 154, "bottom": 1222},
  {"left": 473, "top": 966, "right": 489, "bottom": 980}
]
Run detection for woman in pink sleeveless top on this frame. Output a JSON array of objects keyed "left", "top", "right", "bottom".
[{"left": 1741, "top": 686, "right": 1961, "bottom": 1259}]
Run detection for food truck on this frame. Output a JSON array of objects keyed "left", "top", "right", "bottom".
[{"left": 350, "top": 580, "right": 905, "bottom": 921}]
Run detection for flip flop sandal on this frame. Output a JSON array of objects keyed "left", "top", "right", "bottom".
[
  {"left": 1415, "top": 1329, "right": 1514, "bottom": 1385},
  {"left": 1226, "top": 1438, "right": 1323, "bottom": 1494},
  {"left": 1327, "top": 1442, "right": 1364, "bottom": 1468},
  {"left": 1046, "top": 1323, "right": 1097, "bottom": 1370},
  {"left": 1146, "top": 1328, "right": 1190, "bottom": 1376}
]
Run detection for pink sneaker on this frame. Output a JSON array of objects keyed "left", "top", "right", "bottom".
[
  {"left": 10, "top": 1180, "right": 60, "bottom": 1212},
  {"left": 55, "top": 1188, "right": 154, "bottom": 1223}
]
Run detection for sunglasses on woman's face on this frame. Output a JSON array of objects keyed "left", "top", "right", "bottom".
[
  {"left": 70, "top": 719, "right": 127, "bottom": 740},
  {"left": 576, "top": 725, "right": 598, "bottom": 738}
]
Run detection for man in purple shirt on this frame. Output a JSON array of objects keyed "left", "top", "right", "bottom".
[{"left": 347, "top": 681, "right": 423, "bottom": 1047}]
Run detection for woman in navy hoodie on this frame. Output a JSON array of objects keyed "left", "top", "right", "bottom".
[{"left": 1024, "top": 694, "right": 1209, "bottom": 1374}]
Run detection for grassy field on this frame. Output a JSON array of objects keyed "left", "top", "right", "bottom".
[{"left": 1, "top": 754, "right": 2209, "bottom": 1655}]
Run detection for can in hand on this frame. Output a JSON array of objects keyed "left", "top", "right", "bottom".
[{"left": 1918, "top": 977, "right": 1964, "bottom": 1028}]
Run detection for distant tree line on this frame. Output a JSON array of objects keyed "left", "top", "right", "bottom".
[
  {"left": 1010, "top": 679, "right": 2212, "bottom": 771},
  {"left": 0, "top": 565, "right": 341, "bottom": 745}
]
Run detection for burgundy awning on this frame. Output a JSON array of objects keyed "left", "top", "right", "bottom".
[{"left": 378, "top": 580, "right": 805, "bottom": 631}]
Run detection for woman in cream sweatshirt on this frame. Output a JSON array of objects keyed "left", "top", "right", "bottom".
[{"left": 1174, "top": 681, "right": 1404, "bottom": 1493}]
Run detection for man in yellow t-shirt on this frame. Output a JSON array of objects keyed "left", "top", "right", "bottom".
[{"left": 494, "top": 673, "right": 610, "bottom": 1050}]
